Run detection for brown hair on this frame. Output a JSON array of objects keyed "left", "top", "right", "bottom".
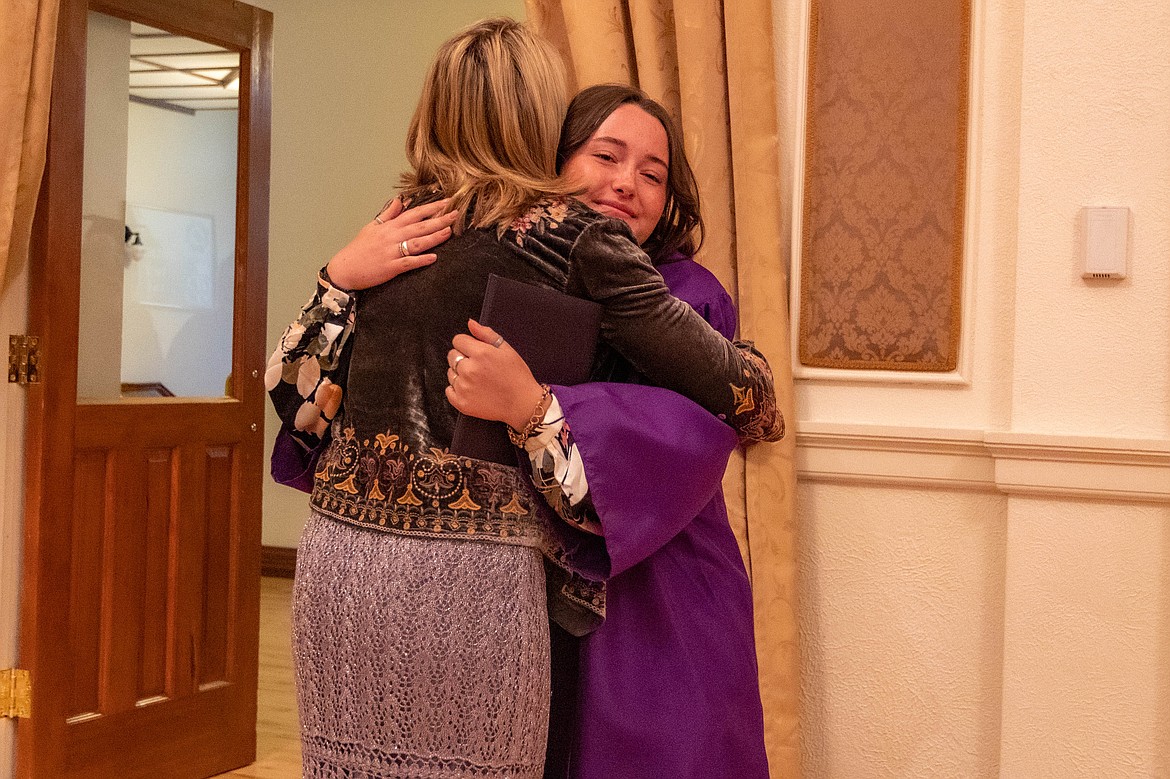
[
  {"left": 556, "top": 84, "right": 703, "bottom": 261},
  {"left": 400, "top": 18, "right": 573, "bottom": 229}
]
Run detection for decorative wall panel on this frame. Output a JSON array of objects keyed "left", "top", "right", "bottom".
[{"left": 799, "top": 0, "right": 970, "bottom": 370}]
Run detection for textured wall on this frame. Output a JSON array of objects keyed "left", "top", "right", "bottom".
[
  {"left": 790, "top": 0, "right": 1170, "bottom": 774},
  {"left": 1010, "top": 0, "right": 1170, "bottom": 438},
  {"left": 996, "top": 1, "right": 1170, "bottom": 772},
  {"left": 1000, "top": 499, "right": 1170, "bottom": 777},
  {"left": 797, "top": 483, "right": 1007, "bottom": 777}
]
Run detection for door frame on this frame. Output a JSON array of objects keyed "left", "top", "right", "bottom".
[
  {"left": 1, "top": 247, "right": 30, "bottom": 779},
  {"left": 18, "top": 0, "right": 271, "bottom": 774}
]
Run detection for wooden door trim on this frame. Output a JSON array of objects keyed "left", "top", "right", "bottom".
[
  {"left": 20, "top": 0, "right": 87, "bottom": 771},
  {"left": 92, "top": 0, "right": 257, "bottom": 50}
]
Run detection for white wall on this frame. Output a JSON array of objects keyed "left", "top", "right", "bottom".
[
  {"left": 1010, "top": 0, "right": 1170, "bottom": 440},
  {"left": 123, "top": 104, "right": 238, "bottom": 398},
  {"left": 251, "top": 0, "right": 526, "bottom": 548},
  {"left": 787, "top": 0, "right": 1170, "bottom": 775},
  {"left": 78, "top": 11, "right": 130, "bottom": 400}
]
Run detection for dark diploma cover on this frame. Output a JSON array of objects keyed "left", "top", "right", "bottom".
[{"left": 450, "top": 274, "right": 602, "bottom": 465}]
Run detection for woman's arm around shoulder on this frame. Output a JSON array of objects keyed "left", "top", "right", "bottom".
[
  {"left": 567, "top": 219, "right": 784, "bottom": 443},
  {"left": 266, "top": 196, "right": 457, "bottom": 440}
]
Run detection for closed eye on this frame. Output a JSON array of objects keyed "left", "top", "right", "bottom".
[{"left": 593, "top": 152, "right": 617, "bottom": 163}]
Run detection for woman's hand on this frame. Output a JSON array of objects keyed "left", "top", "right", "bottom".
[
  {"left": 325, "top": 197, "right": 459, "bottom": 290},
  {"left": 445, "top": 320, "right": 547, "bottom": 431}
]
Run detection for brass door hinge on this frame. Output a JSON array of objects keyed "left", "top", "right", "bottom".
[
  {"left": 8, "top": 335, "right": 41, "bottom": 385},
  {"left": 0, "top": 669, "right": 31, "bottom": 719}
]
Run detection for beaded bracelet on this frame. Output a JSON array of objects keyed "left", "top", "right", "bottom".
[{"left": 507, "top": 383, "right": 552, "bottom": 447}]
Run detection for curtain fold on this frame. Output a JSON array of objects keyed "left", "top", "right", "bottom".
[
  {"left": 526, "top": 1, "right": 801, "bottom": 774},
  {"left": 1, "top": 0, "right": 59, "bottom": 291}
]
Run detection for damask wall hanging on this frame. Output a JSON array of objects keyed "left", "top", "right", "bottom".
[{"left": 798, "top": 0, "right": 971, "bottom": 371}]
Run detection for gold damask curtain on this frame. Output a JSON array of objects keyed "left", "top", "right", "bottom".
[
  {"left": 526, "top": 1, "right": 802, "bottom": 774},
  {"left": 1, "top": 0, "right": 59, "bottom": 291}
]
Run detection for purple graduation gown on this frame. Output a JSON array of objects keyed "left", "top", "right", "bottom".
[{"left": 550, "top": 258, "right": 770, "bottom": 779}]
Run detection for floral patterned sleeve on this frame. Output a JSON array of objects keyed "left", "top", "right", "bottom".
[
  {"left": 522, "top": 394, "right": 603, "bottom": 536},
  {"left": 264, "top": 268, "right": 356, "bottom": 442}
]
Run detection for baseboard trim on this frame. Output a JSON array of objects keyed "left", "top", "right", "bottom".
[{"left": 261, "top": 545, "right": 297, "bottom": 578}]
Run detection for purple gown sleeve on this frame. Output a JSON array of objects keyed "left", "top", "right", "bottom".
[
  {"left": 551, "top": 258, "right": 741, "bottom": 577},
  {"left": 553, "top": 384, "right": 738, "bottom": 576}
]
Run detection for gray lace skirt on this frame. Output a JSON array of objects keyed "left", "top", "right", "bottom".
[{"left": 292, "top": 511, "right": 550, "bottom": 778}]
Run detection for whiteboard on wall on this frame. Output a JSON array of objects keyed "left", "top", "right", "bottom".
[{"left": 127, "top": 204, "right": 215, "bottom": 310}]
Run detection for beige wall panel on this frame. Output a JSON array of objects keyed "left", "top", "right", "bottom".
[{"left": 797, "top": 481, "right": 1007, "bottom": 777}]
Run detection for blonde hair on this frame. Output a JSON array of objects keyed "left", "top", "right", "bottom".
[{"left": 400, "top": 18, "right": 572, "bottom": 229}]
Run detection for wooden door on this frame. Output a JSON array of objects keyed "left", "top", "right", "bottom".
[{"left": 19, "top": 0, "right": 271, "bottom": 775}]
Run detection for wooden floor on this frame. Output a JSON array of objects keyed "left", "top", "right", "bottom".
[{"left": 213, "top": 577, "right": 303, "bottom": 778}]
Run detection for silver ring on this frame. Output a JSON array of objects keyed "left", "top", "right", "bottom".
[
  {"left": 399, "top": 240, "right": 410, "bottom": 257},
  {"left": 373, "top": 215, "right": 384, "bottom": 225},
  {"left": 453, "top": 353, "right": 466, "bottom": 375},
  {"left": 491, "top": 336, "right": 504, "bottom": 348}
]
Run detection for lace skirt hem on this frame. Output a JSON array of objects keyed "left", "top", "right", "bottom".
[{"left": 293, "top": 511, "right": 549, "bottom": 779}]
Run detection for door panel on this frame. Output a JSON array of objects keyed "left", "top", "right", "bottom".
[
  {"left": 20, "top": 0, "right": 271, "bottom": 775},
  {"left": 64, "top": 406, "right": 254, "bottom": 774},
  {"left": 67, "top": 453, "right": 104, "bottom": 719}
]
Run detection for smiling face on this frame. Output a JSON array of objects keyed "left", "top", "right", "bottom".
[{"left": 560, "top": 103, "right": 669, "bottom": 245}]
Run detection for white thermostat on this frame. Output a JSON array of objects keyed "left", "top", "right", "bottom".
[{"left": 1082, "top": 206, "right": 1129, "bottom": 279}]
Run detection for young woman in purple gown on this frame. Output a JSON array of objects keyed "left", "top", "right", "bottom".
[{"left": 447, "top": 84, "right": 776, "bottom": 779}]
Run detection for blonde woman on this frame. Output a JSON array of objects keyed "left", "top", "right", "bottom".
[{"left": 267, "top": 19, "right": 782, "bottom": 779}]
